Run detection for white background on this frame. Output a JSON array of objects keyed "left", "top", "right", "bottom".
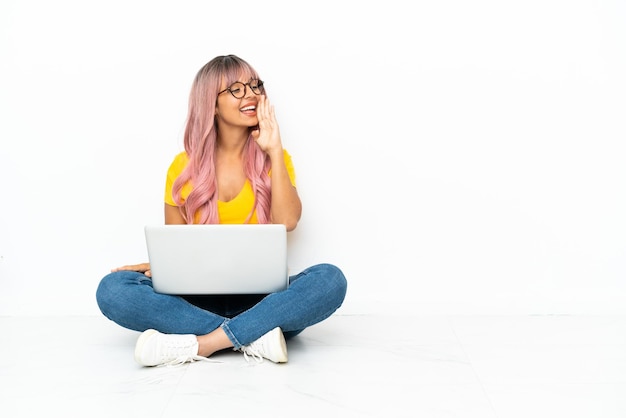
[{"left": 1, "top": 0, "right": 624, "bottom": 316}]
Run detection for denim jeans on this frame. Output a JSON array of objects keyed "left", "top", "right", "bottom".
[{"left": 95, "top": 263, "right": 347, "bottom": 349}]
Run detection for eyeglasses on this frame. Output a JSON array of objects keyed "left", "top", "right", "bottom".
[{"left": 218, "top": 80, "right": 265, "bottom": 99}]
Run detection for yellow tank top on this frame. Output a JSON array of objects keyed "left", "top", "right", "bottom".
[{"left": 164, "top": 149, "right": 296, "bottom": 224}]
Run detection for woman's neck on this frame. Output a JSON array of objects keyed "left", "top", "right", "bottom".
[{"left": 216, "top": 126, "right": 249, "bottom": 155}]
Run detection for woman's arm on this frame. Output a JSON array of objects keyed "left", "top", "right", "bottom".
[
  {"left": 252, "top": 95, "right": 302, "bottom": 231},
  {"left": 165, "top": 203, "right": 186, "bottom": 225},
  {"left": 268, "top": 150, "right": 302, "bottom": 231}
]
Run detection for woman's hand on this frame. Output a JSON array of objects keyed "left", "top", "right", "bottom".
[
  {"left": 251, "top": 95, "right": 282, "bottom": 156},
  {"left": 111, "top": 262, "right": 152, "bottom": 277}
]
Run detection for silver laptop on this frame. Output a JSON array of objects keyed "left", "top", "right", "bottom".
[{"left": 144, "top": 224, "right": 288, "bottom": 295}]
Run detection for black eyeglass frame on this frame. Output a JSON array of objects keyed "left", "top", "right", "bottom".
[{"left": 218, "top": 80, "right": 265, "bottom": 99}]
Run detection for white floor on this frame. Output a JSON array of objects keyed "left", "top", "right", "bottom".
[{"left": 1, "top": 314, "right": 625, "bottom": 418}]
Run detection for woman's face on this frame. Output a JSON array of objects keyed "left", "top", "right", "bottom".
[{"left": 215, "top": 77, "right": 265, "bottom": 130}]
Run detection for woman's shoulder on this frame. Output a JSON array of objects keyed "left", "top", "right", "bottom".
[{"left": 166, "top": 151, "right": 189, "bottom": 177}]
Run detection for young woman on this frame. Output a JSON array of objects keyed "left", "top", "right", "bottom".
[{"left": 95, "top": 55, "right": 347, "bottom": 367}]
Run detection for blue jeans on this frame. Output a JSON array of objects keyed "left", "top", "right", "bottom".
[{"left": 95, "top": 263, "right": 347, "bottom": 349}]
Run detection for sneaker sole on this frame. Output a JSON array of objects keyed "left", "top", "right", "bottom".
[
  {"left": 272, "top": 327, "right": 288, "bottom": 363},
  {"left": 134, "top": 329, "right": 159, "bottom": 366}
]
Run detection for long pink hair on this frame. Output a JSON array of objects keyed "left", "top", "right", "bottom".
[{"left": 172, "top": 55, "right": 272, "bottom": 224}]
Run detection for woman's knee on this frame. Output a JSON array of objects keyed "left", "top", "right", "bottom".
[
  {"left": 95, "top": 271, "right": 143, "bottom": 315},
  {"left": 308, "top": 263, "right": 348, "bottom": 305},
  {"left": 319, "top": 263, "right": 347, "bottom": 290},
  {"left": 96, "top": 272, "right": 119, "bottom": 315}
]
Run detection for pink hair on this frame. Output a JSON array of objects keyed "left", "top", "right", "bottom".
[{"left": 172, "top": 55, "right": 272, "bottom": 224}]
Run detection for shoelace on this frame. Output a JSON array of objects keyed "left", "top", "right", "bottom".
[
  {"left": 241, "top": 343, "right": 265, "bottom": 363},
  {"left": 159, "top": 354, "right": 216, "bottom": 368},
  {"left": 155, "top": 340, "right": 219, "bottom": 368}
]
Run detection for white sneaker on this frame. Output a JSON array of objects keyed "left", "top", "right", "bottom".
[
  {"left": 134, "top": 329, "right": 208, "bottom": 367},
  {"left": 240, "top": 327, "right": 288, "bottom": 363}
]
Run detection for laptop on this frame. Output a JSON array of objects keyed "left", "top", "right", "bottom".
[{"left": 144, "top": 224, "right": 289, "bottom": 295}]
